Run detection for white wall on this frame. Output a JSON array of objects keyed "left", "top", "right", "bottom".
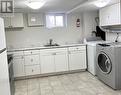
[
  {"left": 83, "top": 11, "right": 98, "bottom": 38},
  {"left": 5, "top": 11, "right": 98, "bottom": 49},
  {"left": 5, "top": 13, "right": 83, "bottom": 48}
]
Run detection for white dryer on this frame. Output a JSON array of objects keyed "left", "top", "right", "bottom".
[{"left": 96, "top": 43, "right": 121, "bottom": 90}]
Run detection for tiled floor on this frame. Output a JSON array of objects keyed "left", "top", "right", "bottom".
[{"left": 15, "top": 72, "right": 121, "bottom": 95}]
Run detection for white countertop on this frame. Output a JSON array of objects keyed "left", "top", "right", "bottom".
[{"left": 7, "top": 44, "right": 86, "bottom": 52}]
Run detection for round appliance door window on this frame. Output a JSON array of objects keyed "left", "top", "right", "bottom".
[{"left": 98, "top": 52, "right": 112, "bottom": 74}]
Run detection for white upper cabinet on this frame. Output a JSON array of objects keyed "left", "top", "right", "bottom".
[
  {"left": 4, "top": 13, "right": 24, "bottom": 28},
  {"left": 4, "top": 17, "right": 11, "bottom": 29},
  {"left": 27, "top": 13, "right": 44, "bottom": 27},
  {"left": 99, "top": 2, "right": 121, "bottom": 26}
]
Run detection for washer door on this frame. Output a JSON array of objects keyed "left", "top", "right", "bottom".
[{"left": 98, "top": 52, "right": 112, "bottom": 74}]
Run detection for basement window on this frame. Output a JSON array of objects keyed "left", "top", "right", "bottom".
[{"left": 46, "top": 13, "right": 66, "bottom": 28}]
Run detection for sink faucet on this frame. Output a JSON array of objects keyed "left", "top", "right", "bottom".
[
  {"left": 44, "top": 39, "right": 59, "bottom": 47},
  {"left": 49, "top": 39, "right": 53, "bottom": 45}
]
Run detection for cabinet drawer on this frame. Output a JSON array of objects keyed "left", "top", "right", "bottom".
[
  {"left": 53, "top": 48, "right": 68, "bottom": 53},
  {"left": 24, "top": 50, "right": 40, "bottom": 55},
  {"left": 24, "top": 54, "right": 40, "bottom": 65},
  {"left": 69, "top": 50, "right": 86, "bottom": 54},
  {"left": 40, "top": 48, "right": 67, "bottom": 54},
  {"left": 68, "top": 46, "right": 86, "bottom": 51},
  {"left": 25, "top": 65, "right": 40, "bottom": 76},
  {"left": 13, "top": 55, "right": 24, "bottom": 59},
  {"left": 12, "top": 51, "right": 24, "bottom": 56}
]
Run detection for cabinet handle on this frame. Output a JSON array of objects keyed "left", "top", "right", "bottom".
[
  {"left": 31, "top": 52, "right": 32, "bottom": 54},
  {"left": 32, "top": 69, "right": 34, "bottom": 72},
  {"left": 31, "top": 59, "right": 33, "bottom": 62},
  {"left": 52, "top": 53, "right": 56, "bottom": 55},
  {"left": 68, "top": 51, "right": 71, "bottom": 54},
  {"left": 21, "top": 56, "right": 24, "bottom": 59},
  {"left": 9, "top": 26, "right": 12, "bottom": 28}
]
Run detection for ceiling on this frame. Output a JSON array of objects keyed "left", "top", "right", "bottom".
[
  {"left": 14, "top": 0, "right": 120, "bottom": 13},
  {"left": 14, "top": 0, "right": 87, "bottom": 13},
  {"left": 67, "top": 0, "right": 120, "bottom": 13}
]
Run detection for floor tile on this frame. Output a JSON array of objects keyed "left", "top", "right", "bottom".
[{"left": 14, "top": 72, "right": 121, "bottom": 95}]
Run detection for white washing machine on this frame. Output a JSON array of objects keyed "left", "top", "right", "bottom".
[
  {"left": 86, "top": 41, "right": 110, "bottom": 75},
  {"left": 96, "top": 43, "right": 121, "bottom": 90}
]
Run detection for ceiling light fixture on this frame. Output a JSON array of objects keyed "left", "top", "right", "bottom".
[
  {"left": 25, "top": 0, "right": 46, "bottom": 10},
  {"left": 94, "top": 0, "right": 111, "bottom": 8}
]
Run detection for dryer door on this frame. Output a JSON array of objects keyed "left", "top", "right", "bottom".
[{"left": 97, "top": 52, "right": 112, "bottom": 74}]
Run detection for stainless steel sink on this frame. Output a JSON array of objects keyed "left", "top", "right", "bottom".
[{"left": 44, "top": 44, "right": 60, "bottom": 47}]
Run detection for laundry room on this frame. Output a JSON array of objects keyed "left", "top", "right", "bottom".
[{"left": 0, "top": 0, "right": 121, "bottom": 95}]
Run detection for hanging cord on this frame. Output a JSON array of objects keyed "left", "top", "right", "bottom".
[
  {"left": 95, "top": 17, "right": 99, "bottom": 26},
  {"left": 115, "top": 33, "right": 119, "bottom": 42}
]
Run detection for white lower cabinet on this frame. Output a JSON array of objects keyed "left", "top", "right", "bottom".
[
  {"left": 40, "top": 48, "right": 68, "bottom": 74},
  {"left": 68, "top": 46, "right": 87, "bottom": 70},
  {"left": 25, "top": 65, "right": 40, "bottom": 76},
  {"left": 24, "top": 51, "right": 41, "bottom": 76},
  {"left": 54, "top": 50, "right": 68, "bottom": 72},
  {"left": 13, "top": 56, "right": 25, "bottom": 77},
  {"left": 12, "top": 45, "right": 87, "bottom": 78},
  {"left": 40, "top": 53, "right": 55, "bottom": 73}
]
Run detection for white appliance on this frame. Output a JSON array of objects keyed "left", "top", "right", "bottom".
[
  {"left": 96, "top": 43, "right": 121, "bottom": 90},
  {"left": 87, "top": 41, "right": 104, "bottom": 75},
  {"left": 85, "top": 36, "right": 111, "bottom": 75},
  {"left": 0, "top": 18, "right": 11, "bottom": 95}
]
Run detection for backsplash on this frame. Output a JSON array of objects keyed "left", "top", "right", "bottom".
[
  {"left": 106, "top": 31, "right": 121, "bottom": 42},
  {"left": 5, "top": 11, "right": 98, "bottom": 49}
]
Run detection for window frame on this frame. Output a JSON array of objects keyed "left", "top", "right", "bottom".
[{"left": 46, "top": 13, "right": 66, "bottom": 28}]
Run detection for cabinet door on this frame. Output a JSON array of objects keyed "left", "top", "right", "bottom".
[
  {"left": 108, "top": 3, "right": 120, "bottom": 25},
  {"left": 24, "top": 54, "right": 40, "bottom": 66},
  {"left": 100, "top": 3, "right": 121, "bottom": 26},
  {"left": 28, "top": 13, "right": 44, "bottom": 26},
  {"left": 3, "top": 17, "right": 11, "bottom": 28},
  {"left": 99, "top": 6, "right": 109, "bottom": 26},
  {"left": 11, "top": 13, "right": 24, "bottom": 28},
  {"left": 13, "top": 56, "right": 25, "bottom": 77},
  {"left": 54, "top": 52, "right": 68, "bottom": 72},
  {"left": 40, "top": 52, "right": 55, "bottom": 74},
  {"left": 69, "top": 51, "right": 87, "bottom": 70}
]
